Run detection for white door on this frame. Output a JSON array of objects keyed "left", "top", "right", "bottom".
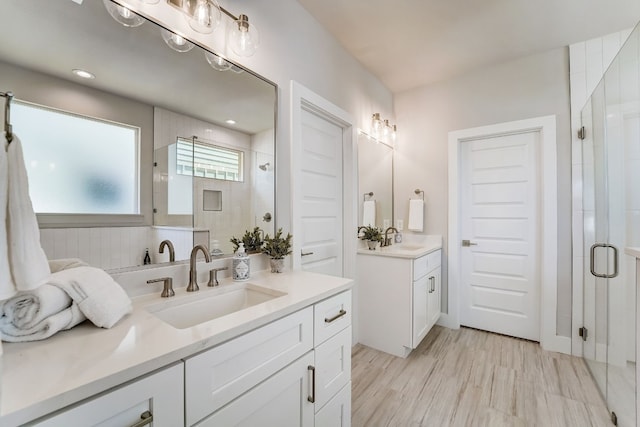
[
  {"left": 459, "top": 131, "right": 540, "bottom": 341},
  {"left": 299, "top": 108, "right": 344, "bottom": 277}
]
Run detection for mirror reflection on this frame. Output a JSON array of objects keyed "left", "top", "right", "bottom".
[
  {"left": 358, "top": 132, "right": 393, "bottom": 230},
  {"left": 0, "top": 0, "right": 276, "bottom": 268}
]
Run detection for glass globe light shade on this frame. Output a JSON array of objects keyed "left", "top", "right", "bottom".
[
  {"left": 371, "top": 113, "right": 382, "bottom": 135},
  {"left": 382, "top": 119, "right": 391, "bottom": 137},
  {"left": 188, "top": 0, "right": 221, "bottom": 34},
  {"left": 204, "top": 51, "right": 231, "bottom": 71},
  {"left": 103, "top": 0, "right": 145, "bottom": 27},
  {"left": 228, "top": 15, "right": 260, "bottom": 57},
  {"left": 161, "top": 29, "right": 195, "bottom": 52}
]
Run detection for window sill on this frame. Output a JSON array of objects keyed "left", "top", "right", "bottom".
[{"left": 36, "top": 214, "right": 147, "bottom": 229}]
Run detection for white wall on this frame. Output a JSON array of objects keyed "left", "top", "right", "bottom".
[{"left": 394, "top": 47, "right": 573, "bottom": 336}]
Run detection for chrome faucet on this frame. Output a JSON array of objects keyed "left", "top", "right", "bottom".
[
  {"left": 187, "top": 245, "right": 211, "bottom": 292},
  {"left": 382, "top": 227, "right": 398, "bottom": 247},
  {"left": 159, "top": 239, "right": 175, "bottom": 262},
  {"left": 208, "top": 267, "right": 229, "bottom": 287}
]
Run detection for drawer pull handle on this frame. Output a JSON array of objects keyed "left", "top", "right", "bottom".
[
  {"left": 429, "top": 276, "right": 435, "bottom": 293},
  {"left": 130, "top": 411, "right": 153, "bottom": 427},
  {"left": 308, "top": 365, "right": 316, "bottom": 403},
  {"left": 301, "top": 251, "right": 314, "bottom": 257},
  {"left": 324, "top": 309, "right": 347, "bottom": 323}
]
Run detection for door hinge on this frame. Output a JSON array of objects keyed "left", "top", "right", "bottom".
[
  {"left": 578, "top": 326, "right": 588, "bottom": 341},
  {"left": 611, "top": 411, "right": 618, "bottom": 425},
  {"left": 578, "top": 126, "right": 586, "bottom": 140}
]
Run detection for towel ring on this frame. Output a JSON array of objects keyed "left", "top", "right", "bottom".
[
  {"left": 363, "top": 192, "right": 374, "bottom": 201},
  {"left": 410, "top": 189, "right": 424, "bottom": 201}
]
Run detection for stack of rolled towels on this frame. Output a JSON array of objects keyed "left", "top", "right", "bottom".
[{"left": 0, "top": 259, "right": 132, "bottom": 342}]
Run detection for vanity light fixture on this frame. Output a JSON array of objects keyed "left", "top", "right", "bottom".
[
  {"left": 161, "top": 28, "right": 195, "bottom": 52},
  {"left": 72, "top": 69, "right": 95, "bottom": 79},
  {"left": 102, "top": 0, "right": 146, "bottom": 27},
  {"left": 204, "top": 51, "right": 231, "bottom": 71},
  {"left": 370, "top": 113, "right": 397, "bottom": 143},
  {"left": 167, "top": 0, "right": 260, "bottom": 57}
]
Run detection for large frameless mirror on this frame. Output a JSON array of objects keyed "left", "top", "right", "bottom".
[{"left": 0, "top": 0, "right": 276, "bottom": 268}]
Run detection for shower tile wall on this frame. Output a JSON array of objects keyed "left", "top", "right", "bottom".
[{"left": 569, "top": 28, "right": 633, "bottom": 355}]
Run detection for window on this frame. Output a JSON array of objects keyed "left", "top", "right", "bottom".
[
  {"left": 176, "top": 138, "right": 243, "bottom": 182},
  {"left": 12, "top": 101, "right": 139, "bottom": 215}
]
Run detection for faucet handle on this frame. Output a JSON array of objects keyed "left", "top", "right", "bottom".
[
  {"left": 147, "top": 277, "right": 175, "bottom": 298},
  {"left": 208, "top": 267, "right": 229, "bottom": 287}
]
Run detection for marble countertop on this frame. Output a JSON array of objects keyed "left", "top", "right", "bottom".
[
  {"left": 0, "top": 270, "right": 353, "bottom": 426},
  {"left": 357, "top": 234, "right": 442, "bottom": 259}
]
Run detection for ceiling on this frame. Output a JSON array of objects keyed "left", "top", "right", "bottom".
[{"left": 297, "top": 0, "right": 640, "bottom": 93}]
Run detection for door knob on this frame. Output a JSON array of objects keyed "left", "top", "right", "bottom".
[{"left": 462, "top": 240, "right": 477, "bottom": 247}]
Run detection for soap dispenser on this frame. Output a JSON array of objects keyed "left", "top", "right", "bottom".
[{"left": 233, "top": 243, "right": 250, "bottom": 281}]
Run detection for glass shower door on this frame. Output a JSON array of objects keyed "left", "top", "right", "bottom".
[{"left": 582, "top": 25, "right": 639, "bottom": 426}]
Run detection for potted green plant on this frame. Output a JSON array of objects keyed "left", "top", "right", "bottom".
[
  {"left": 360, "top": 225, "right": 383, "bottom": 250},
  {"left": 262, "top": 228, "right": 293, "bottom": 273},
  {"left": 230, "top": 227, "right": 264, "bottom": 253}
]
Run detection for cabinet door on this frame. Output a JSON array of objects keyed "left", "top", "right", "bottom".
[
  {"left": 412, "top": 275, "right": 429, "bottom": 348},
  {"left": 315, "top": 382, "right": 351, "bottom": 427},
  {"left": 33, "top": 363, "right": 184, "bottom": 427},
  {"left": 185, "top": 307, "right": 313, "bottom": 425},
  {"left": 195, "top": 352, "right": 315, "bottom": 427},
  {"left": 427, "top": 267, "right": 442, "bottom": 329},
  {"left": 315, "top": 326, "right": 352, "bottom": 410}
]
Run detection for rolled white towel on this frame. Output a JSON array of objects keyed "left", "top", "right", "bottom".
[
  {"left": 0, "top": 266, "right": 131, "bottom": 342},
  {"left": 50, "top": 266, "right": 132, "bottom": 329},
  {"left": 0, "top": 304, "right": 85, "bottom": 342},
  {"left": 1, "top": 284, "right": 72, "bottom": 330}
]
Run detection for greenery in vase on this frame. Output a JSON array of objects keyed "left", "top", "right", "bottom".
[
  {"left": 262, "top": 228, "right": 293, "bottom": 259},
  {"left": 230, "top": 227, "right": 264, "bottom": 253},
  {"left": 359, "top": 225, "right": 383, "bottom": 242}
]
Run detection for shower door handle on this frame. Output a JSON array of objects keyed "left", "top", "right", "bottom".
[{"left": 589, "top": 243, "right": 619, "bottom": 278}]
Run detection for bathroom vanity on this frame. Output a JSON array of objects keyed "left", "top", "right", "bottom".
[
  {"left": 0, "top": 269, "right": 353, "bottom": 426},
  {"left": 358, "top": 235, "right": 442, "bottom": 358}
]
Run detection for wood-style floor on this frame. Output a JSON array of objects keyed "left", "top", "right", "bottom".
[{"left": 352, "top": 326, "right": 612, "bottom": 426}]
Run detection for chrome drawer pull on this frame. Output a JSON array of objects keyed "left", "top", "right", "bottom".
[
  {"left": 130, "top": 411, "right": 153, "bottom": 427},
  {"left": 307, "top": 365, "right": 316, "bottom": 403},
  {"left": 324, "top": 309, "right": 346, "bottom": 323},
  {"left": 301, "top": 251, "right": 314, "bottom": 257}
]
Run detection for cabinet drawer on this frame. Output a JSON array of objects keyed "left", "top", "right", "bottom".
[
  {"left": 413, "top": 249, "right": 441, "bottom": 281},
  {"left": 314, "top": 291, "right": 352, "bottom": 346},
  {"left": 315, "top": 326, "right": 352, "bottom": 410},
  {"left": 185, "top": 307, "right": 313, "bottom": 426},
  {"left": 195, "top": 352, "right": 315, "bottom": 427},
  {"left": 315, "top": 382, "right": 352, "bottom": 427},
  {"left": 32, "top": 363, "right": 184, "bottom": 427}
]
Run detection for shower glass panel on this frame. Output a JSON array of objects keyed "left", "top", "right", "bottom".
[{"left": 581, "top": 24, "right": 639, "bottom": 427}]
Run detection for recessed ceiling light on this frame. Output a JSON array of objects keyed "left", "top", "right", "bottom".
[
  {"left": 225, "top": 119, "right": 236, "bottom": 125},
  {"left": 72, "top": 69, "right": 95, "bottom": 79}
]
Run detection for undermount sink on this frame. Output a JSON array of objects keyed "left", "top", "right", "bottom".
[
  {"left": 385, "top": 244, "right": 424, "bottom": 251},
  {"left": 145, "top": 283, "right": 287, "bottom": 329}
]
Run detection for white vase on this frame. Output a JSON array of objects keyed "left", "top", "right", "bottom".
[
  {"left": 367, "top": 240, "right": 378, "bottom": 250},
  {"left": 270, "top": 258, "right": 284, "bottom": 273}
]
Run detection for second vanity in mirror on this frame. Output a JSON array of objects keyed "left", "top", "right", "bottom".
[{"left": 0, "top": 0, "right": 276, "bottom": 269}]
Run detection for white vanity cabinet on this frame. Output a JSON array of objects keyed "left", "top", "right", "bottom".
[
  {"left": 188, "top": 290, "right": 352, "bottom": 427},
  {"left": 31, "top": 363, "right": 184, "bottom": 427},
  {"left": 359, "top": 248, "right": 442, "bottom": 358}
]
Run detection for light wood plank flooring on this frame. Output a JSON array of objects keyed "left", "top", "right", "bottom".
[{"left": 352, "top": 326, "right": 612, "bottom": 426}]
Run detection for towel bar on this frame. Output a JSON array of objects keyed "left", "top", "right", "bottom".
[
  {"left": 363, "top": 192, "right": 374, "bottom": 201},
  {"left": 410, "top": 189, "right": 424, "bottom": 201},
  {"left": 0, "top": 90, "right": 13, "bottom": 143}
]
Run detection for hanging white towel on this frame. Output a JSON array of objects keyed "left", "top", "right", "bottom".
[
  {"left": 362, "top": 200, "right": 376, "bottom": 227},
  {"left": 0, "top": 138, "right": 14, "bottom": 300},
  {"left": 408, "top": 199, "right": 424, "bottom": 232},
  {"left": 6, "top": 135, "right": 50, "bottom": 292}
]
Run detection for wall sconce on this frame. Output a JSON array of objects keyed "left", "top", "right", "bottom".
[{"left": 370, "top": 113, "right": 397, "bottom": 142}]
